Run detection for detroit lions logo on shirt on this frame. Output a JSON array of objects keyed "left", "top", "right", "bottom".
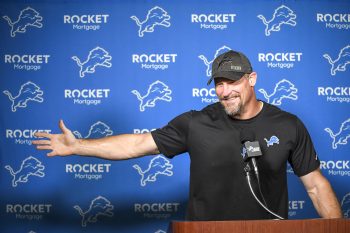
[{"left": 264, "top": 135, "right": 279, "bottom": 147}]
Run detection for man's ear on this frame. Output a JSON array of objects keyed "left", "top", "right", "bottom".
[{"left": 248, "top": 72, "right": 257, "bottom": 86}]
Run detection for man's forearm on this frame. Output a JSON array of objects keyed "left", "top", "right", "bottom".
[
  {"left": 73, "top": 133, "right": 159, "bottom": 160},
  {"left": 308, "top": 179, "right": 343, "bottom": 218}
]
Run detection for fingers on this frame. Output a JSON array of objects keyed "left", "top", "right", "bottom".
[
  {"left": 36, "top": 145, "right": 53, "bottom": 150},
  {"left": 32, "top": 140, "right": 51, "bottom": 145},
  {"left": 34, "top": 132, "right": 52, "bottom": 139},
  {"left": 32, "top": 120, "right": 70, "bottom": 157},
  {"left": 47, "top": 151, "right": 57, "bottom": 157},
  {"left": 47, "top": 152, "right": 54, "bottom": 157},
  {"left": 59, "top": 119, "right": 70, "bottom": 134},
  {"left": 34, "top": 144, "right": 58, "bottom": 157},
  {"left": 36, "top": 146, "right": 59, "bottom": 157},
  {"left": 33, "top": 140, "right": 53, "bottom": 154}
]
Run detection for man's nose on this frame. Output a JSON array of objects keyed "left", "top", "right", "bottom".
[{"left": 221, "top": 84, "right": 232, "bottom": 97}]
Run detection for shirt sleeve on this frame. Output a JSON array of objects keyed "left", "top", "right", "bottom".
[
  {"left": 288, "top": 117, "right": 320, "bottom": 177},
  {"left": 151, "top": 111, "right": 193, "bottom": 158}
]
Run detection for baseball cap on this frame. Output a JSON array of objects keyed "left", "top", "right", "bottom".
[{"left": 207, "top": 50, "right": 253, "bottom": 85}]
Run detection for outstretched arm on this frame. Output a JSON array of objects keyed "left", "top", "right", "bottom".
[
  {"left": 32, "top": 120, "right": 160, "bottom": 160},
  {"left": 300, "top": 168, "right": 343, "bottom": 218}
]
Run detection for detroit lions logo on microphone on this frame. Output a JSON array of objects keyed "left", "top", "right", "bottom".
[
  {"left": 130, "top": 6, "right": 171, "bottom": 37},
  {"left": 323, "top": 45, "right": 350, "bottom": 76},
  {"left": 257, "top": 5, "right": 297, "bottom": 36},
  {"left": 71, "top": 47, "right": 112, "bottom": 78},
  {"left": 258, "top": 79, "right": 298, "bottom": 105},
  {"left": 324, "top": 118, "right": 350, "bottom": 149},
  {"left": 198, "top": 45, "right": 232, "bottom": 77},
  {"left": 5, "top": 156, "right": 45, "bottom": 187},
  {"left": 133, "top": 155, "right": 173, "bottom": 187},
  {"left": 74, "top": 196, "right": 114, "bottom": 227},
  {"left": 3, "top": 81, "right": 44, "bottom": 112},
  {"left": 131, "top": 80, "right": 172, "bottom": 112},
  {"left": 241, "top": 147, "right": 247, "bottom": 158},
  {"left": 3, "top": 7, "right": 43, "bottom": 37}
]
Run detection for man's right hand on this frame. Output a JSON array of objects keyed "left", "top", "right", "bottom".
[
  {"left": 33, "top": 120, "right": 78, "bottom": 157},
  {"left": 33, "top": 119, "right": 159, "bottom": 160}
]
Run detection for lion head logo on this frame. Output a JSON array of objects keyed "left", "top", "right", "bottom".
[
  {"left": 133, "top": 155, "right": 173, "bottom": 186},
  {"left": 323, "top": 45, "right": 350, "bottom": 76},
  {"left": 74, "top": 196, "right": 114, "bottom": 227},
  {"left": 3, "top": 81, "right": 44, "bottom": 112},
  {"left": 71, "top": 47, "right": 112, "bottom": 78},
  {"left": 131, "top": 80, "right": 172, "bottom": 112},
  {"left": 257, "top": 5, "right": 297, "bottom": 36},
  {"left": 73, "top": 121, "right": 113, "bottom": 139},
  {"left": 130, "top": 6, "right": 171, "bottom": 37},
  {"left": 3, "top": 7, "right": 43, "bottom": 37},
  {"left": 5, "top": 156, "right": 45, "bottom": 187},
  {"left": 259, "top": 79, "right": 298, "bottom": 105},
  {"left": 325, "top": 118, "right": 350, "bottom": 149}
]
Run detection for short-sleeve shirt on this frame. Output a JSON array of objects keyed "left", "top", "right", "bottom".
[{"left": 151, "top": 102, "right": 320, "bottom": 221}]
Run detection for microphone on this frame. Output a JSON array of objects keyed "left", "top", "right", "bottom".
[
  {"left": 239, "top": 129, "right": 284, "bottom": 219},
  {"left": 240, "top": 129, "right": 267, "bottom": 206},
  {"left": 240, "top": 130, "right": 262, "bottom": 176}
]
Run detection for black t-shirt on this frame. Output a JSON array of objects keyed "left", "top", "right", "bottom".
[{"left": 151, "top": 102, "right": 320, "bottom": 221}]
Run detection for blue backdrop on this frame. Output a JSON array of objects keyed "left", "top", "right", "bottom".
[{"left": 1, "top": 0, "right": 349, "bottom": 232}]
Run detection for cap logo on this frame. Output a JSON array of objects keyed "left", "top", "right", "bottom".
[
  {"left": 207, "top": 50, "right": 253, "bottom": 85},
  {"left": 231, "top": 65, "right": 242, "bottom": 71}
]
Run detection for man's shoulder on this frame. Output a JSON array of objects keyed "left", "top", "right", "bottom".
[
  {"left": 196, "top": 102, "right": 223, "bottom": 120},
  {"left": 168, "top": 103, "right": 222, "bottom": 124},
  {"left": 264, "top": 102, "right": 296, "bottom": 117},
  {"left": 263, "top": 102, "right": 299, "bottom": 123},
  {"left": 200, "top": 102, "right": 222, "bottom": 112}
]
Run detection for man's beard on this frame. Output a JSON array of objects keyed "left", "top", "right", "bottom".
[{"left": 220, "top": 98, "right": 242, "bottom": 117}]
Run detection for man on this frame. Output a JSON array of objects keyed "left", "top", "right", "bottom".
[{"left": 33, "top": 50, "right": 342, "bottom": 220}]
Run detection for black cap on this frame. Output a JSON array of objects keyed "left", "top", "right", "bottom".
[{"left": 207, "top": 50, "right": 253, "bottom": 85}]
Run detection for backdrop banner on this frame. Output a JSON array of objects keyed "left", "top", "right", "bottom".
[{"left": 1, "top": 0, "right": 349, "bottom": 233}]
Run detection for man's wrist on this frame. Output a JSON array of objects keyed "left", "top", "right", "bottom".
[{"left": 71, "top": 139, "right": 83, "bottom": 155}]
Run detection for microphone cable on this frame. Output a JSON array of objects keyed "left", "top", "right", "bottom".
[
  {"left": 244, "top": 164, "right": 284, "bottom": 220},
  {"left": 250, "top": 159, "right": 268, "bottom": 207}
]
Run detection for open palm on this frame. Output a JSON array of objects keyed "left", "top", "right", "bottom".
[{"left": 33, "top": 120, "right": 78, "bottom": 156}]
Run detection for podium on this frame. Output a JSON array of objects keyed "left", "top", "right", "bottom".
[{"left": 169, "top": 218, "right": 350, "bottom": 233}]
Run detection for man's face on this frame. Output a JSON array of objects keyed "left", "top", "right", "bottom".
[{"left": 215, "top": 75, "right": 251, "bottom": 117}]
